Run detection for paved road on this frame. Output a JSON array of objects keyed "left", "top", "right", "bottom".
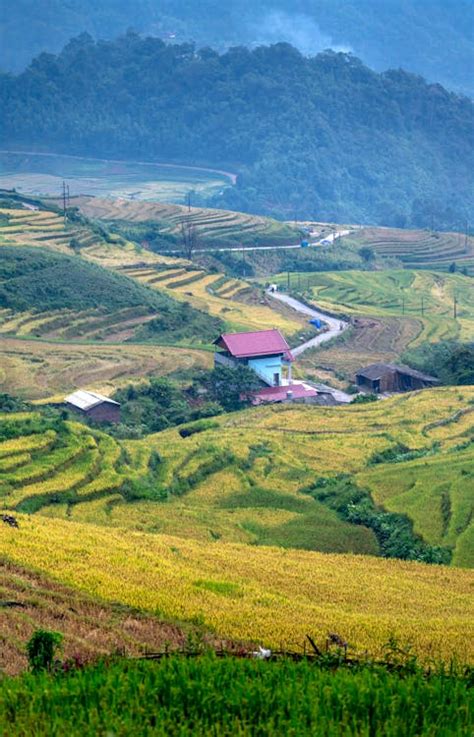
[
  {"left": 198, "top": 229, "right": 351, "bottom": 254},
  {"left": 268, "top": 289, "right": 352, "bottom": 403},
  {"left": 268, "top": 291, "right": 349, "bottom": 355}
]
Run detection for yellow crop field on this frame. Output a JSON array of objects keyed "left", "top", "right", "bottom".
[
  {"left": 0, "top": 515, "right": 472, "bottom": 663},
  {"left": 123, "top": 266, "right": 304, "bottom": 334},
  {"left": 72, "top": 195, "right": 298, "bottom": 248},
  {"left": 0, "top": 337, "right": 212, "bottom": 399},
  {"left": 2, "top": 388, "right": 471, "bottom": 564}
]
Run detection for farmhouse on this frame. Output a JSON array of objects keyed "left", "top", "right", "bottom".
[
  {"left": 214, "top": 329, "right": 294, "bottom": 386},
  {"left": 64, "top": 390, "right": 121, "bottom": 423},
  {"left": 355, "top": 363, "right": 440, "bottom": 394}
]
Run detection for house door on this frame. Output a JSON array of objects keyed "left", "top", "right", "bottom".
[{"left": 273, "top": 373, "right": 280, "bottom": 387}]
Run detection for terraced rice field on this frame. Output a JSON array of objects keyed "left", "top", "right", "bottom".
[
  {"left": 0, "top": 515, "right": 472, "bottom": 663},
  {"left": 0, "top": 305, "right": 161, "bottom": 342},
  {"left": 0, "top": 338, "right": 212, "bottom": 399},
  {"left": 0, "top": 205, "right": 99, "bottom": 254},
  {"left": 274, "top": 269, "right": 474, "bottom": 381},
  {"left": 72, "top": 196, "right": 298, "bottom": 248},
  {"left": 2, "top": 388, "right": 472, "bottom": 565},
  {"left": 0, "top": 203, "right": 303, "bottom": 338},
  {"left": 120, "top": 264, "right": 305, "bottom": 334},
  {"left": 0, "top": 560, "right": 189, "bottom": 676},
  {"left": 353, "top": 227, "right": 474, "bottom": 274}
]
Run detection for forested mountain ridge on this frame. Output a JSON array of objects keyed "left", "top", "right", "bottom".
[
  {"left": 1, "top": 35, "right": 472, "bottom": 227},
  {"left": 1, "top": 1, "right": 473, "bottom": 96}
]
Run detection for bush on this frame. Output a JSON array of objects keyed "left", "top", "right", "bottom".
[{"left": 26, "top": 630, "right": 63, "bottom": 673}]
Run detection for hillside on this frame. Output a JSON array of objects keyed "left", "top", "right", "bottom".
[
  {"left": 0, "top": 559, "right": 189, "bottom": 675},
  {"left": 1, "top": 37, "right": 472, "bottom": 227},
  {"left": 275, "top": 269, "right": 474, "bottom": 379},
  {"left": 1, "top": 1, "right": 473, "bottom": 96},
  {"left": 0, "top": 245, "right": 221, "bottom": 343},
  {"left": 69, "top": 195, "right": 299, "bottom": 248},
  {"left": 1, "top": 387, "right": 472, "bottom": 565},
  {"left": 0, "top": 514, "right": 472, "bottom": 663},
  {"left": 352, "top": 226, "right": 474, "bottom": 273}
]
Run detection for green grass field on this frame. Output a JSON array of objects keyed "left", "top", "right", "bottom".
[{"left": 1, "top": 656, "right": 471, "bottom": 736}]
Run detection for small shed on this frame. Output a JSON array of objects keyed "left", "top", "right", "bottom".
[
  {"left": 64, "top": 390, "right": 121, "bottom": 423},
  {"left": 355, "top": 364, "right": 440, "bottom": 394}
]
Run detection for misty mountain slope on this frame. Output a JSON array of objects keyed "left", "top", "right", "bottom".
[
  {"left": 1, "top": 36, "right": 472, "bottom": 228},
  {"left": 0, "top": 0, "right": 473, "bottom": 95}
]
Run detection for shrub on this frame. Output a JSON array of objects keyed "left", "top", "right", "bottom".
[{"left": 26, "top": 629, "right": 63, "bottom": 673}]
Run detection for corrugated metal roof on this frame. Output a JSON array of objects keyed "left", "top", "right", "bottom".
[
  {"left": 251, "top": 383, "right": 317, "bottom": 404},
  {"left": 214, "top": 329, "right": 293, "bottom": 361},
  {"left": 356, "top": 363, "right": 440, "bottom": 382},
  {"left": 64, "top": 390, "right": 120, "bottom": 411}
]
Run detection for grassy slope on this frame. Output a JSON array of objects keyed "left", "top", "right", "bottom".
[
  {"left": 0, "top": 559, "right": 189, "bottom": 675},
  {"left": 1, "top": 388, "right": 473, "bottom": 565},
  {"left": 0, "top": 514, "right": 472, "bottom": 662}
]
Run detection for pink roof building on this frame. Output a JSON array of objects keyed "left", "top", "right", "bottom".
[{"left": 214, "top": 329, "right": 294, "bottom": 362}]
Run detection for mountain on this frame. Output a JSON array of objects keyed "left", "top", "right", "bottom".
[
  {"left": 1, "top": 35, "right": 472, "bottom": 227},
  {"left": 0, "top": 1, "right": 473, "bottom": 95}
]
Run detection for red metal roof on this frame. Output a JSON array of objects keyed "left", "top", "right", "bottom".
[
  {"left": 251, "top": 383, "right": 317, "bottom": 405},
  {"left": 214, "top": 329, "right": 293, "bottom": 361}
]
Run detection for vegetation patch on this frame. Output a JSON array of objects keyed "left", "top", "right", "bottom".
[{"left": 305, "top": 475, "right": 451, "bottom": 564}]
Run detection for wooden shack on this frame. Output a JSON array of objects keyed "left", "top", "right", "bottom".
[
  {"left": 355, "top": 363, "right": 440, "bottom": 394},
  {"left": 64, "top": 390, "right": 121, "bottom": 423}
]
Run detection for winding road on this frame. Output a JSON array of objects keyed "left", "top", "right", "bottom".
[
  {"left": 199, "top": 229, "right": 351, "bottom": 254},
  {"left": 268, "top": 289, "right": 352, "bottom": 403},
  {"left": 268, "top": 291, "right": 349, "bottom": 356}
]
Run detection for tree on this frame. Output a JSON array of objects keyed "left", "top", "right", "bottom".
[
  {"left": 199, "top": 366, "right": 260, "bottom": 411},
  {"left": 26, "top": 629, "right": 63, "bottom": 673},
  {"left": 449, "top": 261, "right": 457, "bottom": 273},
  {"left": 181, "top": 220, "right": 199, "bottom": 260},
  {"left": 359, "top": 246, "right": 375, "bottom": 263}
]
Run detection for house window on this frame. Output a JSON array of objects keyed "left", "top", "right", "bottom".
[{"left": 273, "top": 373, "right": 280, "bottom": 387}]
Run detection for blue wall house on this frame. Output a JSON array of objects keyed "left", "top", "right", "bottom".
[{"left": 213, "top": 329, "right": 294, "bottom": 386}]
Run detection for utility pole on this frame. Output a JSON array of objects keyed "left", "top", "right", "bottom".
[
  {"left": 62, "top": 180, "right": 68, "bottom": 224},
  {"left": 186, "top": 191, "right": 192, "bottom": 213},
  {"left": 453, "top": 293, "right": 457, "bottom": 320},
  {"left": 401, "top": 291, "right": 405, "bottom": 315},
  {"left": 421, "top": 295, "right": 424, "bottom": 317},
  {"left": 287, "top": 271, "right": 290, "bottom": 290}
]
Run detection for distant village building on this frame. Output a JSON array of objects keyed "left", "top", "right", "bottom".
[
  {"left": 355, "top": 364, "right": 440, "bottom": 394},
  {"left": 214, "top": 328, "right": 338, "bottom": 405},
  {"left": 64, "top": 390, "right": 121, "bottom": 423},
  {"left": 214, "top": 329, "right": 294, "bottom": 387}
]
